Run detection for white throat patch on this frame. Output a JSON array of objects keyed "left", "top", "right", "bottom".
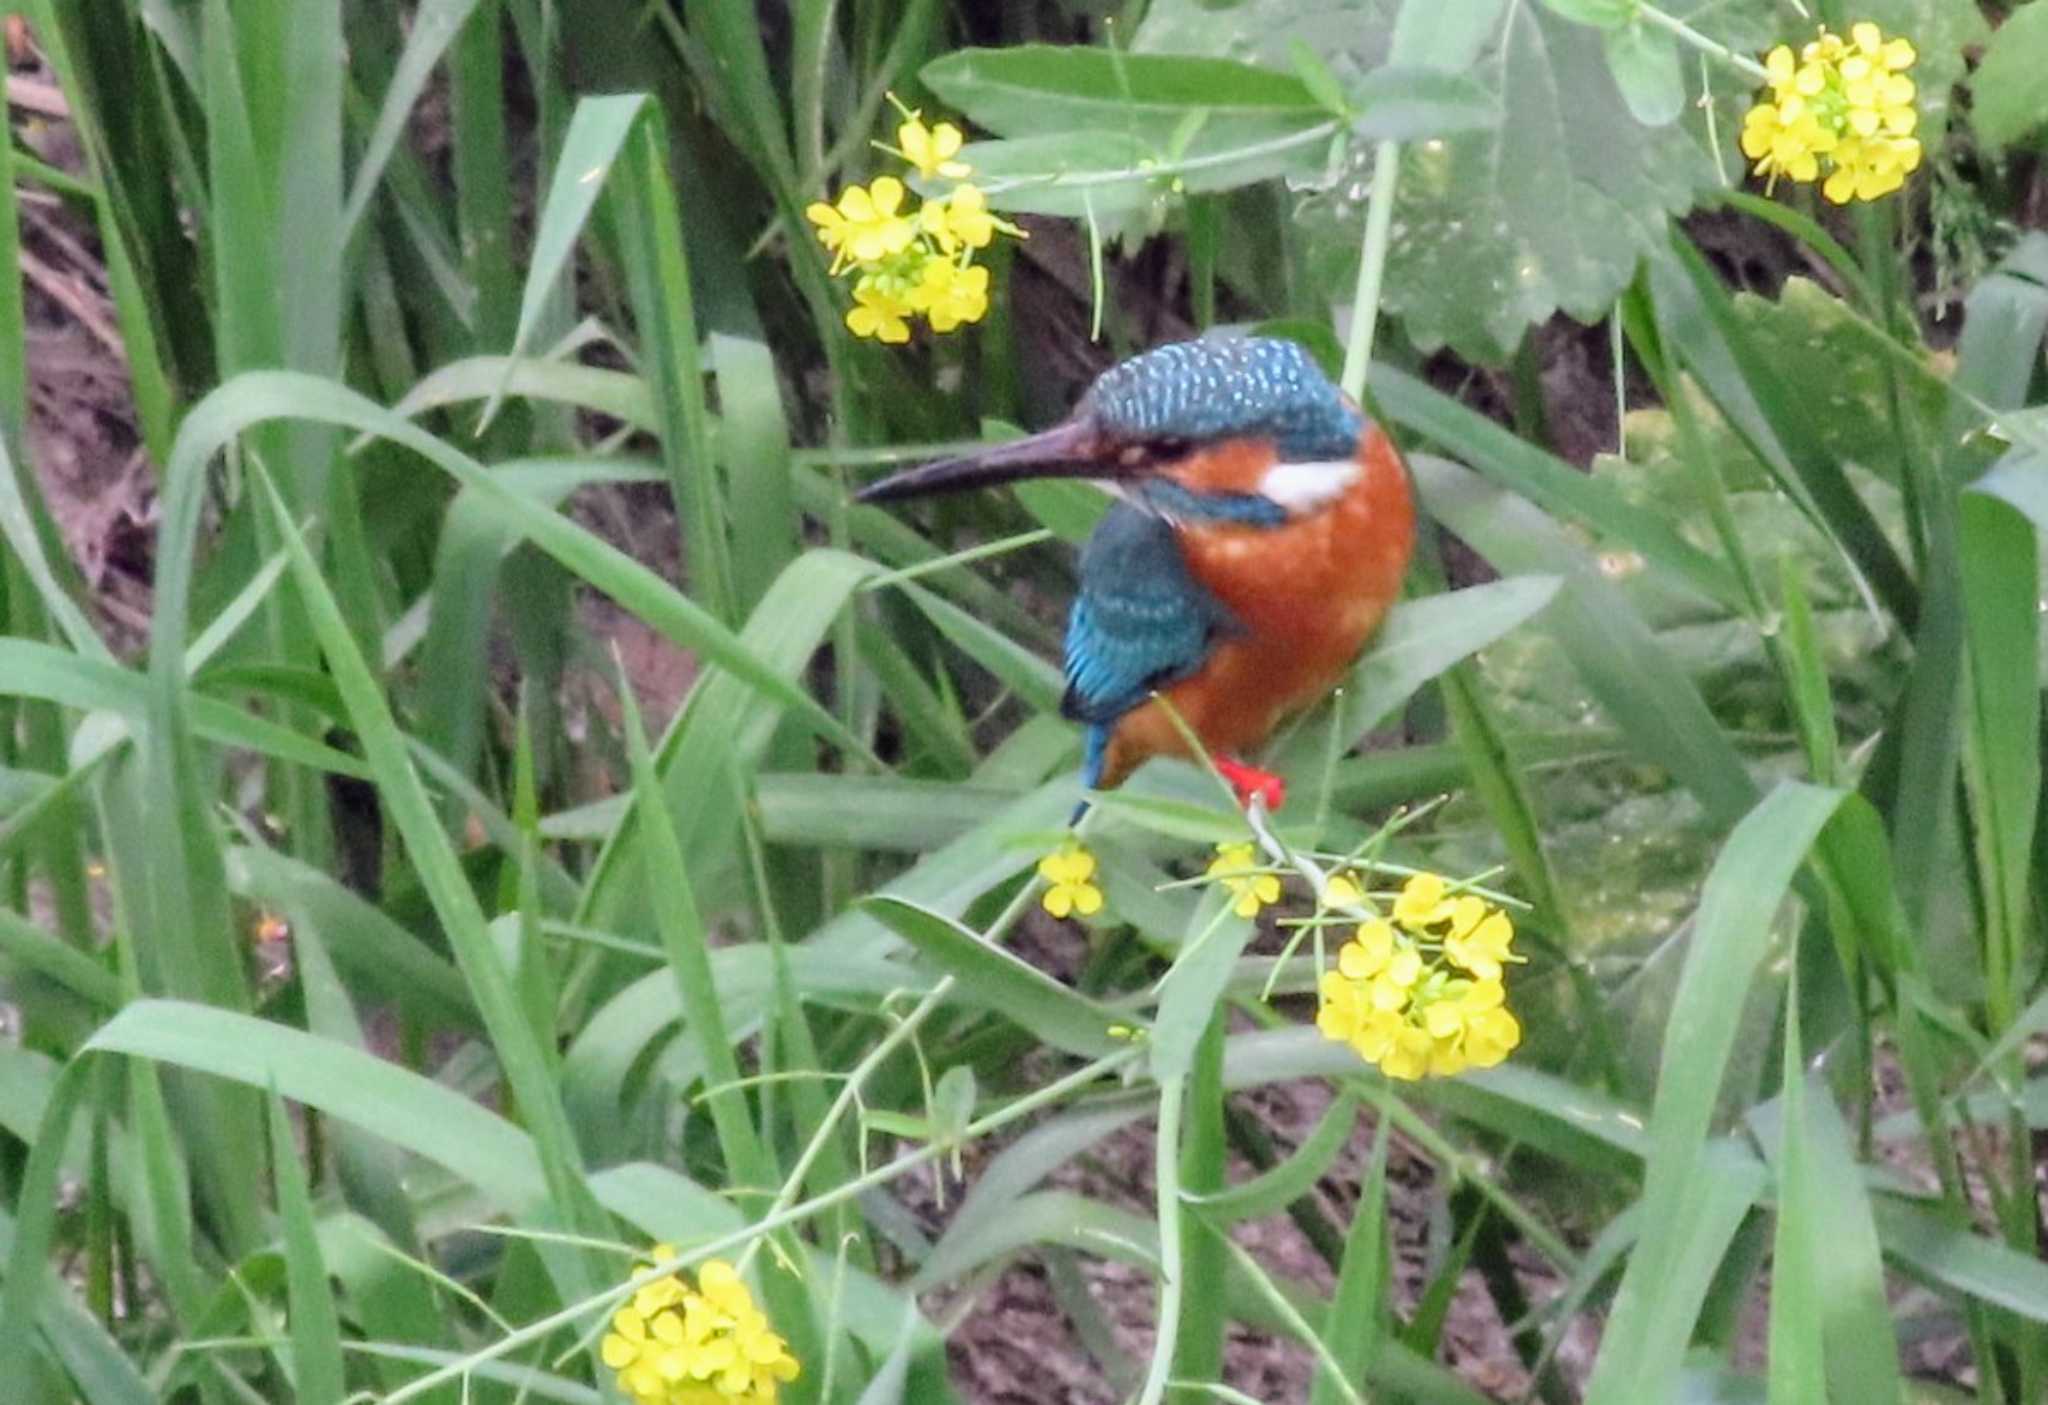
[{"left": 1257, "top": 459, "right": 1360, "bottom": 515}]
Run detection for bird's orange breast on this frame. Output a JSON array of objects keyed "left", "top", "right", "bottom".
[{"left": 1097, "top": 425, "right": 1414, "bottom": 787}]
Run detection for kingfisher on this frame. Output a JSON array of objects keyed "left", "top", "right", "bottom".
[{"left": 857, "top": 336, "right": 1415, "bottom": 812}]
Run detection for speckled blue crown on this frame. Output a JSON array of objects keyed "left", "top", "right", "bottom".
[{"left": 1082, "top": 337, "right": 1362, "bottom": 461}]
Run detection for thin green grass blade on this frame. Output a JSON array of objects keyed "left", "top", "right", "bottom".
[
  {"left": 168, "top": 371, "right": 862, "bottom": 752},
  {"left": 1583, "top": 782, "right": 1846, "bottom": 1405},
  {"left": 1309, "top": 1101, "right": 1390, "bottom": 1405},
  {"left": 615, "top": 117, "right": 737, "bottom": 621},
  {"left": 246, "top": 458, "right": 609, "bottom": 1298},
  {"left": 1187, "top": 1092, "right": 1357, "bottom": 1225},
  {"left": 862, "top": 896, "right": 1128, "bottom": 1058},
  {"left": 1654, "top": 235, "right": 1919, "bottom": 627},
  {"left": 268, "top": 1088, "right": 347, "bottom": 1405},
  {"left": 713, "top": 335, "right": 801, "bottom": 615},
  {"left": 492, "top": 93, "right": 644, "bottom": 418},
  {"left": 342, "top": 0, "right": 486, "bottom": 239},
  {"left": 0, "top": 907, "right": 119, "bottom": 1009},
  {"left": 1766, "top": 979, "right": 1825, "bottom": 1405},
  {"left": 616, "top": 664, "right": 772, "bottom": 1183}
]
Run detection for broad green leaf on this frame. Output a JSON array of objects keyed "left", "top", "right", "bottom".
[
  {"left": 86, "top": 1000, "right": 546, "bottom": 1211},
  {"left": 923, "top": 46, "right": 1326, "bottom": 144},
  {"left": 1958, "top": 491, "right": 2040, "bottom": 1029},
  {"left": 964, "top": 130, "right": 1329, "bottom": 221},
  {"left": 914, "top": 1189, "right": 1160, "bottom": 1289},
  {"left": 1602, "top": 21, "right": 1682, "bottom": 126},
  {"left": 1539, "top": 0, "right": 1637, "bottom": 26},
  {"left": 1876, "top": 1198, "right": 2048, "bottom": 1325},
  {"left": 861, "top": 896, "right": 1129, "bottom": 1058},
  {"left": 1013, "top": 478, "right": 1112, "bottom": 543},
  {"left": 1343, "top": 66, "right": 1500, "bottom": 137},
  {"left": 1971, "top": 1, "right": 2048, "bottom": 150},
  {"left": 1151, "top": 897, "right": 1257, "bottom": 1081}
]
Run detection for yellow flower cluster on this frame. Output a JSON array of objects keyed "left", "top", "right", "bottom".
[
  {"left": 1038, "top": 840, "right": 1105, "bottom": 919},
  {"left": 1316, "top": 874, "right": 1523, "bottom": 1081},
  {"left": 806, "top": 100, "right": 1022, "bottom": 343},
  {"left": 601, "top": 1248, "right": 800, "bottom": 1405},
  {"left": 1207, "top": 841, "right": 1283, "bottom": 918},
  {"left": 1740, "top": 22, "right": 1921, "bottom": 204}
]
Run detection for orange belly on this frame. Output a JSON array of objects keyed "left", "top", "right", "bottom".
[{"left": 1097, "top": 427, "right": 1414, "bottom": 787}]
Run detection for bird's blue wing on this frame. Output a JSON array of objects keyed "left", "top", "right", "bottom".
[{"left": 1060, "top": 504, "right": 1235, "bottom": 738}]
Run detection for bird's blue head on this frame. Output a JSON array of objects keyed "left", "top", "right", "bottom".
[
  {"left": 1080, "top": 336, "right": 1361, "bottom": 462},
  {"left": 856, "top": 336, "right": 1366, "bottom": 524}
]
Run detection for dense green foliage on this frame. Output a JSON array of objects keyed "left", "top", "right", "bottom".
[{"left": 4, "top": 0, "right": 2048, "bottom": 1401}]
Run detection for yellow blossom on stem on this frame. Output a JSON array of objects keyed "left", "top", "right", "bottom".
[
  {"left": 918, "top": 183, "right": 1017, "bottom": 255},
  {"left": 1038, "top": 840, "right": 1104, "bottom": 919},
  {"left": 1316, "top": 873, "right": 1522, "bottom": 1081},
  {"left": 1323, "top": 870, "right": 1364, "bottom": 907},
  {"left": 601, "top": 1247, "right": 800, "bottom": 1405},
  {"left": 1391, "top": 872, "right": 1450, "bottom": 928},
  {"left": 1739, "top": 20, "right": 1920, "bottom": 204},
  {"left": 908, "top": 258, "right": 990, "bottom": 333},
  {"left": 1207, "top": 841, "right": 1282, "bottom": 918},
  {"left": 846, "top": 275, "right": 914, "bottom": 344},
  {"left": 809, "top": 98, "right": 1018, "bottom": 341},
  {"left": 897, "top": 113, "right": 973, "bottom": 180}
]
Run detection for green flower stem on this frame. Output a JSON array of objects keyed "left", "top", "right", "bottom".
[
  {"left": 1213, "top": 1234, "right": 1367, "bottom": 1405},
  {"left": 1339, "top": 139, "right": 1401, "bottom": 403},
  {"left": 1636, "top": 3, "right": 1769, "bottom": 83},
  {"left": 740, "top": 856, "right": 1057, "bottom": 1272},
  {"left": 382, "top": 1042, "right": 1143, "bottom": 1404}
]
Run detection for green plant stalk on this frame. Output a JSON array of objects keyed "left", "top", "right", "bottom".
[
  {"left": 1217, "top": 1232, "right": 1366, "bottom": 1405},
  {"left": 1636, "top": 3, "right": 1768, "bottom": 82},
  {"left": 1169, "top": 1014, "right": 1229, "bottom": 1398},
  {"left": 1234, "top": 996, "right": 1577, "bottom": 1271},
  {"left": 750, "top": 843, "right": 1060, "bottom": 1247},
  {"left": 1340, "top": 139, "right": 1400, "bottom": 402},
  {"left": 1134, "top": 1072, "right": 1187, "bottom": 1405},
  {"left": 380, "top": 1043, "right": 1144, "bottom": 1403}
]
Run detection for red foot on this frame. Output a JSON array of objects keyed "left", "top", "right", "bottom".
[{"left": 1215, "top": 756, "right": 1286, "bottom": 812}]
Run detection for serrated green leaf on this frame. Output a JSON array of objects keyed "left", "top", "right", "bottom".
[{"left": 1303, "top": 4, "right": 1710, "bottom": 362}]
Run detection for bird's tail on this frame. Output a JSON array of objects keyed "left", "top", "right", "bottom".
[{"left": 1069, "top": 723, "right": 1111, "bottom": 824}]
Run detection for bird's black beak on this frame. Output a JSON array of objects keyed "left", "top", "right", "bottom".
[{"left": 855, "top": 419, "right": 1113, "bottom": 504}]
